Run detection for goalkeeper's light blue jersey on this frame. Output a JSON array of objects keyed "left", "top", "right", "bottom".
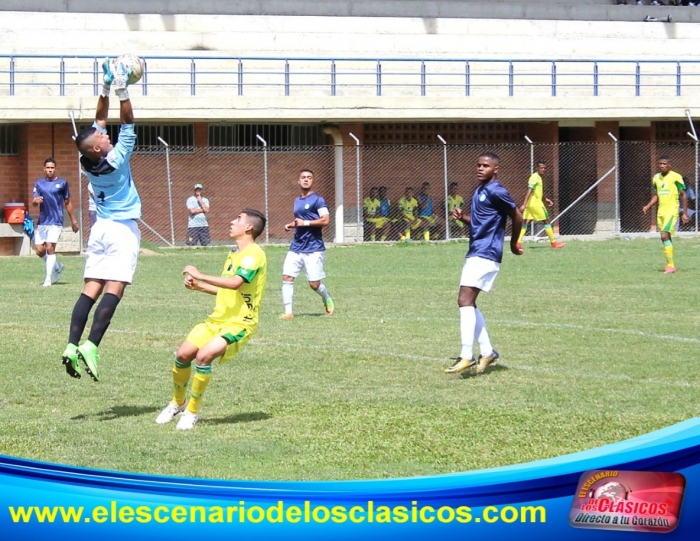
[{"left": 80, "top": 122, "right": 141, "bottom": 221}]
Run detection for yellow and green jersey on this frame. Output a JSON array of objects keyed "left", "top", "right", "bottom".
[
  {"left": 363, "top": 197, "right": 381, "bottom": 216},
  {"left": 398, "top": 196, "right": 419, "bottom": 218},
  {"left": 526, "top": 172, "right": 544, "bottom": 207},
  {"left": 208, "top": 243, "right": 267, "bottom": 329},
  {"left": 653, "top": 171, "right": 685, "bottom": 215},
  {"left": 448, "top": 194, "right": 465, "bottom": 214}
]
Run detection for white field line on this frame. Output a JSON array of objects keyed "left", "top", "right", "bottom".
[{"left": 1, "top": 319, "right": 696, "bottom": 387}]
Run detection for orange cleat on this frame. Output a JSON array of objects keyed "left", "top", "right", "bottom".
[
  {"left": 550, "top": 242, "right": 566, "bottom": 249},
  {"left": 663, "top": 266, "right": 676, "bottom": 274}
]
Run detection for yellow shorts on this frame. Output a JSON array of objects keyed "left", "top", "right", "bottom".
[
  {"left": 186, "top": 319, "right": 253, "bottom": 364},
  {"left": 418, "top": 215, "right": 437, "bottom": 225},
  {"left": 523, "top": 204, "right": 549, "bottom": 222},
  {"left": 365, "top": 217, "right": 391, "bottom": 228},
  {"left": 400, "top": 215, "right": 421, "bottom": 229},
  {"left": 657, "top": 213, "right": 678, "bottom": 235}
]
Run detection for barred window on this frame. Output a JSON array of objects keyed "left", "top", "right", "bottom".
[
  {"left": 0, "top": 125, "right": 19, "bottom": 155},
  {"left": 364, "top": 122, "right": 526, "bottom": 144},
  {"left": 208, "top": 124, "right": 326, "bottom": 151},
  {"left": 136, "top": 124, "right": 195, "bottom": 153},
  {"left": 78, "top": 124, "right": 194, "bottom": 152},
  {"left": 656, "top": 121, "right": 698, "bottom": 142}
]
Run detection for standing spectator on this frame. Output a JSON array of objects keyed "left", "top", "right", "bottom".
[
  {"left": 280, "top": 169, "right": 334, "bottom": 319},
  {"left": 32, "top": 157, "right": 79, "bottom": 287},
  {"left": 445, "top": 152, "right": 523, "bottom": 376},
  {"left": 186, "top": 183, "right": 210, "bottom": 246},
  {"left": 642, "top": 155, "right": 689, "bottom": 273}
]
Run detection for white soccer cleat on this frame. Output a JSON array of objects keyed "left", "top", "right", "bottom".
[
  {"left": 42, "top": 280, "right": 51, "bottom": 288},
  {"left": 155, "top": 400, "right": 188, "bottom": 425},
  {"left": 51, "top": 262, "right": 64, "bottom": 284},
  {"left": 176, "top": 410, "right": 199, "bottom": 431}
]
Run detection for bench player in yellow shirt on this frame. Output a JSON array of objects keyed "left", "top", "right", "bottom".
[
  {"left": 517, "top": 161, "right": 565, "bottom": 249},
  {"left": 363, "top": 186, "right": 391, "bottom": 241},
  {"left": 155, "top": 209, "right": 268, "bottom": 430},
  {"left": 642, "top": 155, "right": 689, "bottom": 274}
]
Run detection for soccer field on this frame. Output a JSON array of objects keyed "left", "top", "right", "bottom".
[{"left": 1, "top": 239, "right": 699, "bottom": 481}]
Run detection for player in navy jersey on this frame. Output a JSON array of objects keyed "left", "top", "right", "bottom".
[
  {"left": 31, "top": 158, "right": 79, "bottom": 287},
  {"left": 61, "top": 58, "right": 142, "bottom": 383},
  {"left": 445, "top": 152, "right": 523, "bottom": 376},
  {"left": 280, "top": 169, "right": 335, "bottom": 319}
]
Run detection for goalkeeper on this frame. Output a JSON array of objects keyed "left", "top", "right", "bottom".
[{"left": 61, "top": 58, "right": 142, "bottom": 383}]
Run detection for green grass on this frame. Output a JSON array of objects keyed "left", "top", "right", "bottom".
[{"left": 1, "top": 239, "right": 699, "bottom": 480}]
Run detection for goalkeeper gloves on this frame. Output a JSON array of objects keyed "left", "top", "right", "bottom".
[{"left": 100, "top": 58, "right": 113, "bottom": 97}]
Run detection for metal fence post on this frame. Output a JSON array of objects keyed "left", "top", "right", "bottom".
[
  {"left": 68, "top": 111, "right": 83, "bottom": 253},
  {"left": 157, "top": 137, "right": 175, "bottom": 245},
  {"left": 608, "top": 132, "right": 620, "bottom": 235},
  {"left": 687, "top": 109, "right": 699, "bottom": 232},
  {"left": 437, "top": 135, "right": 450, "bottom": 240},
  {"left": 349, "top": 133, "right": 361, "bottom": 243},
  {"left": 256, "top": 134, "right": 269, "bottom": 244}
]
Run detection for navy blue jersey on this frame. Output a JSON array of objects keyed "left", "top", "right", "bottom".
[
  {"left": 290, "top": 192, "right": 328, "bottom": 253},
  {"left": 32, "top": 177, "right": 70, "bottom": 226},
  {"left": 418, "top": 194, "right": 434, "bottom": 217},
  {"left": 467, "top": 180, "right": 517, "bottom": 263}
]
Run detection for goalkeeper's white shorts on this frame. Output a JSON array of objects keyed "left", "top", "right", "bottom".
[
  {"left": 460, "top": 256, "right": 500, "bottom": 293},
  {"left": 84, "top": 219, "right": 141, "bottom": 284}
]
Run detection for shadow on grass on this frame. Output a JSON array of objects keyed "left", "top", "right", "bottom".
[
  {"left": 459, "top": 364, "right": 509, "bottom": 379},
  {"left": 71, "top": 405, "right": 160, "bottom": 421},
  {"left": 203, "top": 411, "right": 272, "bottom": 425}
]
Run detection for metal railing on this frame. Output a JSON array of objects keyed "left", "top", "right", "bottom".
[{"left": 1, "top": 55, "right": 700, "bottom": 98}]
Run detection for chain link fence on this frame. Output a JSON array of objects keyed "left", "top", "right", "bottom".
[{"left": 76, "top": 140, "right": 700, "bottom": 247}]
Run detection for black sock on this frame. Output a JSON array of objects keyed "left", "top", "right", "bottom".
[
  {"left": 69, "top": 294, "right": 96, "bottom": 345},
  {"left": 87, "top": 293, "right": 121, "bottom": 347}
]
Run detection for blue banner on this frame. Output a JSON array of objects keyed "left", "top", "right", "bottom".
[{"left": 2, "top": 418, "right": 699, "bottom": 539}]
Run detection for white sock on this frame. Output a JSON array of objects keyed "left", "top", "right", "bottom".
[
  {"left": 282, "top": 282, "right": 294, "bottom": 315},
  {"left": 474, "top": 308, "right": 493, "bottom": 357},
  {"left": 315, "top": 283, "right": 331, "bottom": 302},
  {"left": 45, "top": 254, "right": 56, "bottom": 282},
  {"left": 459, "top": 306, "right": 476, "bottom": 360}
]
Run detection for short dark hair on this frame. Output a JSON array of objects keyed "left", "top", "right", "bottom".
[
  {"left": 421, "top": 182, "right": 430, "bottom": 188},
  {"left": 536, "top": 160, "right": 546, "bottom": 167},
  {"left": 658, "top": 154, "right": 670, "bottom": 161},
  {"left": 300, "top": 168, "right": 314, "bottom": 176},
  {"left": 478, "top": 151, "right": 500, "bottom": 164},
  {"left": 75, "top": 126, "right": 98, "bottom": 152},
  {"left": 44, "top": 157, "right": 56, "bottom": 166},
  {"left": 449, "top": 182, "right": 458, "bottom": 188},
  {"left": 241, "top": 208, "right": 267, "bottom": 239}
]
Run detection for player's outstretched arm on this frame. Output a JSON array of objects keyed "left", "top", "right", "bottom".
[
  {"left": 120, "top": 98, "right": 134, "bottom": 125},
  {"left": 95, "top": 95, "right": 109, "bottom": 130},
  {"left": 184, "top": 265, "right": 246, "bottom": 291}
]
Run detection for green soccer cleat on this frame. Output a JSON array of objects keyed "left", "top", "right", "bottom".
[
  {"left": 77, "top": 341, "right": 100, "bottom": 382},
  {"left": 324, "top": 297, "right": 335, "bottom": 316},
  {"left": 62, "top": 344, "right": 81, "bottom": 379},
  {"left": 444, "top": 357, "right": 476, "bottom": 374}
]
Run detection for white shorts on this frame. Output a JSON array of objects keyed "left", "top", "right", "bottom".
[
  {"left": 34, "top": 224, "right": 63, "bottom": 245},
  {"left": 84, "top": 219, "right": 141, "bottom": 284},
  {"left": 460, "top": 256, "right": 500, "bottom": 293},
  {"left": 282, "top": 251, "right": 326, "bottom": 282}
]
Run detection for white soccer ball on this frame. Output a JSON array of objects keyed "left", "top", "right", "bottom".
[{"left": 114, "top": 54, "right": 145, "bottom": 84}]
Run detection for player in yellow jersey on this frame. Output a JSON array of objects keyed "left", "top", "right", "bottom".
[
  {"left": 642, "top": 155, "right": 689, "bottom": 274},
  {"left": 517, "top": 161, "right": 565, "bottom": 249},
  {"left": 363, "top": 186, "right": 391, "bottom": 241},
  {"left": 397, "top": 186, "right": 421, "bottom": 240},
  {"left": 155, "top": 209, "right": 267, "bottom": 430},
  {"left": 446, "top": 182, "right": 468, "bottom": 238}
]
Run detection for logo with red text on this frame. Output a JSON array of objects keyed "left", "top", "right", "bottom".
[{"left": 569, "top": 470, "right": 685, "bottom": 533}]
